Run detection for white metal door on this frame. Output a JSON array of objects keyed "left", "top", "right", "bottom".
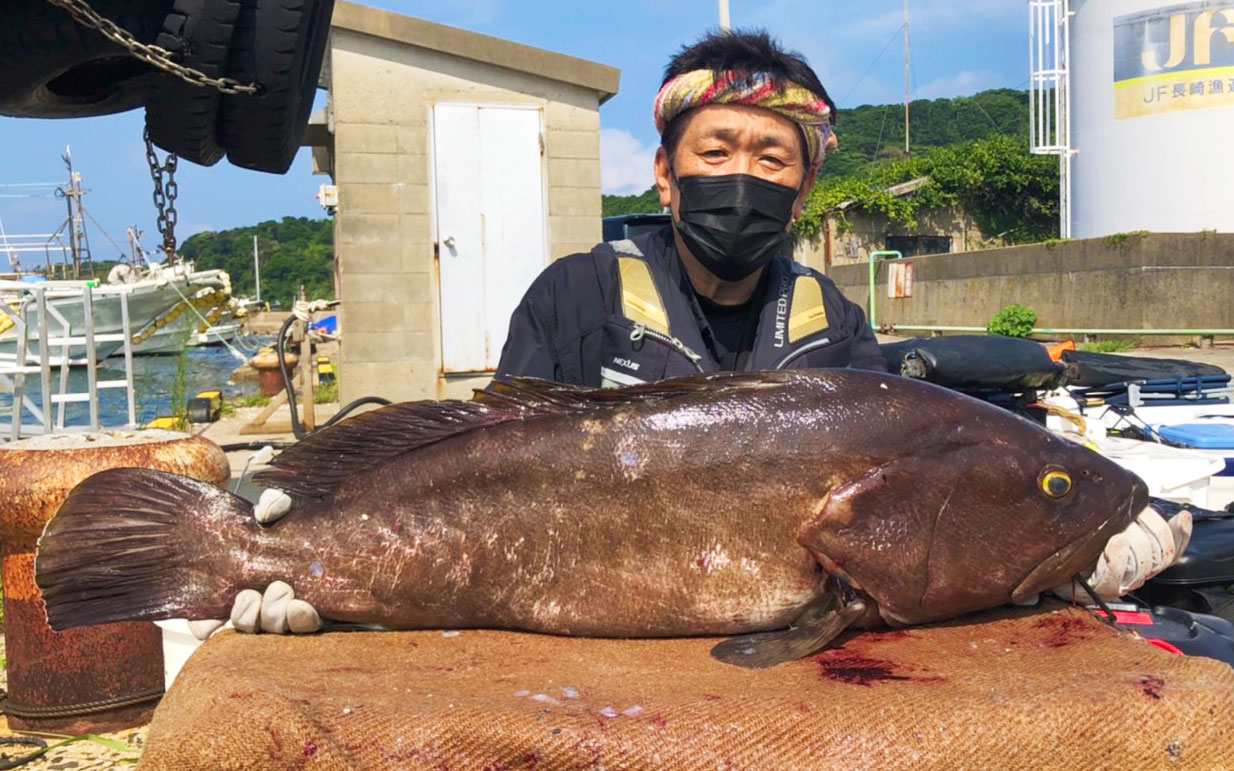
[{"left": 433, "top": 104, "right": 546, "bottom": 373}]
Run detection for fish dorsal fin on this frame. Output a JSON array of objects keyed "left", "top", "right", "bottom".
[
  {"left": 254, "top": 372, "right": 789, "bottom": 500},
  {"left": 253, "top": 400, "right": 539, "bottom": 500},
  {"left": 475, "top": 371, "right": 790, "bottom": 410}
]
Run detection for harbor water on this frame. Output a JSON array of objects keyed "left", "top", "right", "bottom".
[{"left": 0, "top": 340, "right": 272, "bottom": 432}]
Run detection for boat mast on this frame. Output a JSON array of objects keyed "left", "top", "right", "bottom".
[
  {"left": 63, "top": 148, "right": 81, "bottom": 278},
  {"left": 59, "top": 147, "right": 92, "bottom": 279}
]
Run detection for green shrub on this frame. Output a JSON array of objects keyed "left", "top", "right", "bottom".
[
  {"left": 987, "top": 304, "right": 1038, "bottom": 338},
  {"left": 315, "top": 380, "right": 338, "bottom": 404},
  {"left": 1079, "top": 339, "right": 1136, "bottom": 353}
]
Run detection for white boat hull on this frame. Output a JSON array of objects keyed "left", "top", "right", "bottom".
[{"left": 1, "top": 264, "right": 233, "bottom": 360}]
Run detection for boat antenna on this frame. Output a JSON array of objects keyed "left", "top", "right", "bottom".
[{"left": 904, "top": 0, "right": 911, "bottom": 158}]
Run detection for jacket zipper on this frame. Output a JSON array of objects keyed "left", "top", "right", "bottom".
[{"left": 630, "top": 323, "right": 706, "bottom": 374}]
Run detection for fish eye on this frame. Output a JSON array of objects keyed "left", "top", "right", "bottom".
[{"left": 1040, "top": 469, "right": 1073, "bottom": 499}]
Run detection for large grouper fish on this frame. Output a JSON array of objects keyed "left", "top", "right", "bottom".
[{"left": 35, "top": 369, "right": 1148, "bottom": 667}]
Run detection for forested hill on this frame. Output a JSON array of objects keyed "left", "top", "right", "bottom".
[
  {"left": 602, "top": 88, "right": 1031, "bottom": 216},
  {"left": 180, "top": 216, "right": 334, "bottom": 307},
  {"left": 820, "top": 87, "right": 1029, "bottom": 178}
]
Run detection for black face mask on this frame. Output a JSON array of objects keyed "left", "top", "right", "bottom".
[{"left": 672, "top": 172, "right": 799, "bottom": 282}]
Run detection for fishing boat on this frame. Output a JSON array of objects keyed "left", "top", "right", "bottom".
[
  {"left": 124, "top": 262, "right": 235, "bottom": 355},
  {"left": 1, "top": 151, "right": 235, "bottom": 360}
]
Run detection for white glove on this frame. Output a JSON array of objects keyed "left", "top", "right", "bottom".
[
  {"left": 254, "top": 487, "right": 293, "bottom": 524},
  {"left": 188, "top": 581, "right": 322, "bottom": 640},
  {"left": 1050, "top": 506, "right": 1193, "bottom": 604},
  {"left": 187, "top": 489, "right": 314, "bottom": 640}
]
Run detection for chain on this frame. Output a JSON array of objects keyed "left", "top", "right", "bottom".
[
  {"left": 145, "top": 128, "right": 179, "bottom": 260},
  {"left": 43, "top": 0, "right": 261, "bottom": 95}
]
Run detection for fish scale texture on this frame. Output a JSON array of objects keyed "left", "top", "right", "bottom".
[{"left": 139, "top": 604, "right": 1234, "bottom": 770}]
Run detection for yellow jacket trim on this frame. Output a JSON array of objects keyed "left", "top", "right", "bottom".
[
  {"left": 788, "top": 275, "right": 829, "bottom": 343},
  {"left": 618, "top": 256, "right": 670, "bottom": 336}
]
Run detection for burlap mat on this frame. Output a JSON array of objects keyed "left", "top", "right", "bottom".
[{"left": 139, "top": 603, "right": 1234, "bottom": 770}]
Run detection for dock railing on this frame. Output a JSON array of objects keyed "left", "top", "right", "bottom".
[{"left": 0, "top": 281, "right": 136, "bottom": 441}]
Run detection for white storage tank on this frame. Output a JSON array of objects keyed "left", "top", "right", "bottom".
[{"left": 1069, "top": 0, "right": 1234, "bottom": 239}]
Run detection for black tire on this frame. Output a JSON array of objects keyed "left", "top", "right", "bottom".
[
  {"left": 0, "top": 0, "right": 171, "bottom": 118},
  {"left": 220, "top": 0, "right": 334, "bottom": 174},
  {"left": 145, "top": 0, "right": 243, "bottom": 166}
]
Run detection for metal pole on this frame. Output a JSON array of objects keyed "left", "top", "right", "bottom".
[
  {"left": 83, "top": 286, "right": 99, "bottom": 431},
  {"left": 1060, "top": 0, "right": 1073, "bottom": 239},
  {"left": 253, "top": 234, "right": 261, "bottom": 303},
  {"left": 64, "top": 168, "right": 80, "bottom": 279},
  {"left": 904, "top": 0, "right": 911, "bottom": 158},
  {"left": 867, "top": 251, "right": 903, "bottom": 329},
  {"left": 718, "top": 0, "right": 730, "bottom": 30},
  {"left": 36, "top": 290, "right": 51, "bottom": 434},
  {"left": 120, "top": 290, "right": 136, "bottom": 428},
  {"left": 10, "top": 301, "right": 27, "bottom": 440}
]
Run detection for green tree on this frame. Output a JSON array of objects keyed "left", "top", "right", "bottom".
[
  {"left": 602, "top": 186, "right": 662, "bottom": 217},
  {"left": 180, "top": 217, "right": 334, "bottom": 307},
  {"left": 601, "top": 88, "right": 1038, "bottom": 225},
  {"left": 796, "top": 134, "right": 1059, "bottom": 245}
]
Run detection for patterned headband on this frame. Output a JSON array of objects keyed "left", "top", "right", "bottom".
[{"left": 653, "top": 69, "right": 835, "bottom": 170}]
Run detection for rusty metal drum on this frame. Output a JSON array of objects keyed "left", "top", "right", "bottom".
[
  {"left": 250, "top": 348, "right": 297, "bottom": 397},
  {"left": 0, "top": 430, "right": 229, "bottom": 733}
]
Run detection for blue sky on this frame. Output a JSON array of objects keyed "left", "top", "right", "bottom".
[{"left": 1, "top": 0, "right": 1027, "bottom": 267}]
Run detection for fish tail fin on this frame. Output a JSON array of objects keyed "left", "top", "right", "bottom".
[{"left": 35, "top": 468, "right": 253, "bottom": 632}]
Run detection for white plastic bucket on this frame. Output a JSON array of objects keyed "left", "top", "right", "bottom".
[{"left": 154, "top": 619, "right": 208, "bottom": 691}]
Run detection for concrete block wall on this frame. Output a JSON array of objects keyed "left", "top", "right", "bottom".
[
  {"left": 792, "top": 207, "right": 987, "bottom": 274},
  {"left": 328, "top": 28, "right": 605, "bottom": 405},
  {"left": 827, "top": 233, "right": 1234, "bottom": 334}
]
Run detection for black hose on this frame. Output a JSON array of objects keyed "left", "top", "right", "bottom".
[
  {"left": 276, "top": 312, "right": 392, "bottom": 440},
  {"left": 0, "top": 736, "right": 49, "bottom": 770},
  {"left": 219, "top": 440, "right": 297, "bottom": 452}
]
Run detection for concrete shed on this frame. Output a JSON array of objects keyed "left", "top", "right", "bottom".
[{"left": 307, "top": 3, "right": 620, "bottom": 404}]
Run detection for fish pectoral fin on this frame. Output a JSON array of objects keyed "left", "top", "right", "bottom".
[{"left": 710, "top": 598, "right": 866, "bottom": 670}]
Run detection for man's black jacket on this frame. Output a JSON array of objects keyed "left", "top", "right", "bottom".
[{"left": 494, "top": 227, "right": 886, "bottom": 387}]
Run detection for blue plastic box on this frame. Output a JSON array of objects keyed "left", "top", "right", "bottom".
[{"left": 1157, "top": 423, "right": 1234, "bottom": 450}]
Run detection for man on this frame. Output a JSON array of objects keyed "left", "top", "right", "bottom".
[
  {"left": 495, "top": 30, "right": 886, "bottom": 386},
  {"left": 193, "top": 30, "right": 1189, "bottom": 640}
]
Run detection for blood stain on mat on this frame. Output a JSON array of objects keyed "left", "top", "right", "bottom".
[
  {"left": 813, "top": 651, "right": 938, "bottom": 686},
  {"left": 702, "top": 694, "right": 723, "bottom": 702},
  {"left": 1031, "top": 613, "right": 1094, "bottom": 648},
  {"left": 303, "top": 740, "right": 318, "bottom": 759},
  {"left": 815, "top": 652, "right": 909, "bottom": 685},
  {"left": 1140, "top": 675, "right": 1166, "bottom": 700},
  {"left": 796, "top": 701, "right": 816, "bottom": 714},
  {"left": 649, "top": 715, "right": 668, "bottom": 728}
]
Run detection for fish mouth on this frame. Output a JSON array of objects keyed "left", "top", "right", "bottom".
[{"left": 1010, "top": 485, "right": 1149, "bottom": 604}]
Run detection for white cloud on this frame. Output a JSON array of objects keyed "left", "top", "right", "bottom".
[
  {"left": 599, "top": 128, "right": 658, "bottom": 195},
  {"left": 915, "top": 69, "right": 1002, "bottom": 100}
]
